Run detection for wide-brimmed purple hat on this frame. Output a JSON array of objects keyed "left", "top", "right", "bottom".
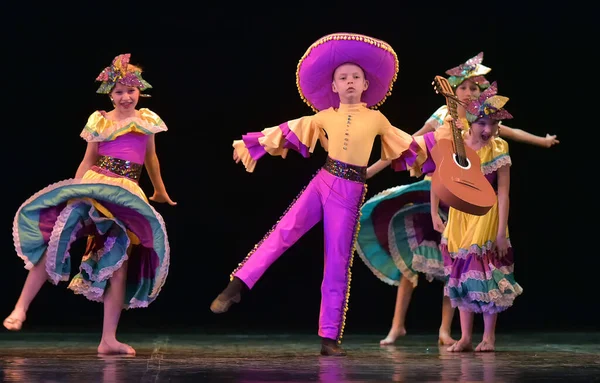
[{"left": 296, "top": 33, "right": 399, "bottom": 112}]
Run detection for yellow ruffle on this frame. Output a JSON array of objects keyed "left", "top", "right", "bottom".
[
  {"left": 380, "top": 126, "right": 430, "bottom": 177},
  {"left": 232, "top": 140, "right": 258, "bottom": 173},
  {"left": 257, "top": 126, "right": 290, "bottom": 157},
  {"left": 443, "top": 202, "right": 509, "bottom": 252},
  {"left": 380, "top": 126, "right": 413, "bottom": 160},
  {"left": 287, "top": 117, "right": 326, "bottom": 153},
  {"left": 232, "top": 116, "right": 326, "bottom": 173},
  {"left": 477, "top": 138, "right": 511, "bottom": 174},
  {"left": 80, "top": 169, "right": 146, "bottom": 244},
  {"left": 80, "top": 108, "right": 168, "bottom": 142}
]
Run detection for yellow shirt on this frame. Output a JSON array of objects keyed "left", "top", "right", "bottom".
[{"left": 233, "top": 103, "right": 416, "bottom": 173}]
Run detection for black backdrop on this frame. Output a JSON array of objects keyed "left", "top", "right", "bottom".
[{"left": 0, "top": 3, "right": 586, "bottom": 337}]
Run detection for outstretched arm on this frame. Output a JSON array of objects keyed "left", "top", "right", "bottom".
[
  {"left": 75, "top": 142, "right": 99, "bottom": 178},
  {"left": 232, "top": 115, "right": 324, "bottom": 173},
  {"left": 499, "top": 124, "right": 559, "bottom": 148},
  {"left": 145, "top": 135, "right": 176, "bottom": 205},
  {"left": 412, "top": 119, "right": 438, "bottom": 137}
]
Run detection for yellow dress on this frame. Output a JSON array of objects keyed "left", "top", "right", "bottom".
[{"left": 441, "top": 135, "right": 523, "bottom": 313}]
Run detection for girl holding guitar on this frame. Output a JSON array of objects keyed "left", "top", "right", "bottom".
[
  {"left": 356, "top": 53, "right": 550, "bottom": 346},
  {"left": 432, "top": 83, "right": 522, "bottom": 352}
]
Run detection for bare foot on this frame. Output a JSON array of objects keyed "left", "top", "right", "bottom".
[
  {"left": 438, "top": 330, "right": 456, "bottom": 345},
  {"left": 447, "top": 339, "right": 473, "bottom": 352},
  {"left": 380, "top": 327, "right": 407, "bottom": 345},
  {"left": 3, "top": 309, "right": 26, "bottom": 331},
  {"left": 475, "top": 339, "right": 495, "bottom": 352},
  {"left": 98, "top": 339, "right": 136, "bottom": 355}
]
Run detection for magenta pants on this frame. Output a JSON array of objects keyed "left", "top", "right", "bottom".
[{"left": 233, "top": 157, "right": 367, "bottom": 342}]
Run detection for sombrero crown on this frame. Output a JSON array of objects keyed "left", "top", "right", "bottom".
[
  {"left": 296, "top": 33, "right": 399, "bottom": 112},
  {"left": 466, "top": 81, "right": 513, "bottom": 122}
]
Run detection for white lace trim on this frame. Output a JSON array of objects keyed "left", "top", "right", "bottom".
[{"left": 482, "top": 155, "right": 512, "bottom": 175}]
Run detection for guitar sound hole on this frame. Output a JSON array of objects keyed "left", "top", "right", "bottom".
[{"left": 453, "top": 153, "right": 471, "bottom": 169}]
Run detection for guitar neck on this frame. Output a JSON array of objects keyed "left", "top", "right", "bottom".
[{"left": 447, "top": 98, "right": 467, "bottom": 160}]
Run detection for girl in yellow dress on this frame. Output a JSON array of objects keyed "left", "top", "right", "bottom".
[
  {"left": 358, "top": 52, "right": 557, "bottom": 346},
  {"left": 429, "top": 82, "right": 523, "bottom": 352}
]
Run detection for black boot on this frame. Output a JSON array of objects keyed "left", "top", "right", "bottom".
[
  {"left": 320, "top": 337, "right": 347, "bottom": 356},
  {"left": 210, "top": 277, "right": 248, "bottom": 314}
]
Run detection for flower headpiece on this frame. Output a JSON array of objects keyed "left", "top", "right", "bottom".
[
  {"left": 445, "top": 52, "right": 491, "bottom": 89},
  {"left": 95, "top": 53, "right": 152, "bottom": 94},
  {"left": 466, "top": 81, "right": 513, "bottom": 122}
]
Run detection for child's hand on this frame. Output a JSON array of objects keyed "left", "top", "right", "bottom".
[
  {"left": 544, "top": 133, "right": 560, "bottom": 148},
  {"left": 495, "top": 235, "right": 509, "bottom": 257},
  {"left": 432, "top": 214, "right": 446, "bottom": 233},
  {"left": 150, "top": 191, "right": 177, "bottom": 206},
  {"left": 454, "top": 118, "right": 466, "bottom": 131},
  {"left": 233, "top": 149, "right": 240, "bottom": 163}
]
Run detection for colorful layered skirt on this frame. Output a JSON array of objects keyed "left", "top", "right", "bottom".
[
  {"left": 441, "top": 202, "right": 522, "bottom": 313},
  {"left": 356, "top": 177, "right": 448, "bottom": 287},
  {"left": 12, "top": 167, "right": 169, "bottom": 308}
]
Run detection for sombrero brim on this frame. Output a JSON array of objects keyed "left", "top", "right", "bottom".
[{"left": 296, "top": 33, "right": 399, "bottom": 112}]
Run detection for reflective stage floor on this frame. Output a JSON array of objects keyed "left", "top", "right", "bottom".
[{"left": 1, "top": 331, "right": 599, "bottom": 382}]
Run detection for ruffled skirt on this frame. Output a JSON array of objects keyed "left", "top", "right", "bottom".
[
  {"left": 441, "top": 203, "right": 522, "bottom": 313},
  {"left": 12, "top": 167, "right": 170, "bottom": 308},
  {"left": 356, "top": 178, "right": 448, "bottom": 287}
]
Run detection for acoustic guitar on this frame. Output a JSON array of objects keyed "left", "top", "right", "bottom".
[{"left": 429, "top": 75, "right": 496, "bottom": 216}]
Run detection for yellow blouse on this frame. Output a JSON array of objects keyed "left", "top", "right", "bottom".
[
  {"left": 80, "top": 108, "right": 168, "bottom": 142},
  {"left": 233, "top": 103, "right": 416, "bottom": 173}
]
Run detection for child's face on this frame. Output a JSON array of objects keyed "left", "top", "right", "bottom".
[
  {"left": 331, "top": 63, "right": 369, "bottom": 103},
  {"left": 455, "top": 79, "right": 481, "bottom": 104},
  {"left": 471, "top": 117, "right": 499, "bottom": 143},
  {"left": 110, "top": 83, "right": 140, "bottom": 112}
]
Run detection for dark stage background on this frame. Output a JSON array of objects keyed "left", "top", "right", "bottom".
[{"left": 0, "top": 3, "right": 587, "bottom": 337}]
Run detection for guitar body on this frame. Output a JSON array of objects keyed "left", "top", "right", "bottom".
[{"left": 430, "top": 138, "right": 496, "bottom": 216}]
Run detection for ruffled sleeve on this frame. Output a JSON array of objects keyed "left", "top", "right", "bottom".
[
  {"left": 376, "top": 113, "right": 427, "bottom": 176},
  {"left": 480, "top": 138, "right": 511, "bottom": 175},
  {"left": 232, "top": 114, "right": 327, "bottom": 173},
  {"left": 80, "top": 108, "right": 168, "bottom": 142},
  {"left": 427, "top": 105, "right": 449, "bottom": 129}
]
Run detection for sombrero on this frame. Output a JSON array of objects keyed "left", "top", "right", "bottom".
[{"left": 296, "top": 33, "right": 399, "bottom": 112}]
